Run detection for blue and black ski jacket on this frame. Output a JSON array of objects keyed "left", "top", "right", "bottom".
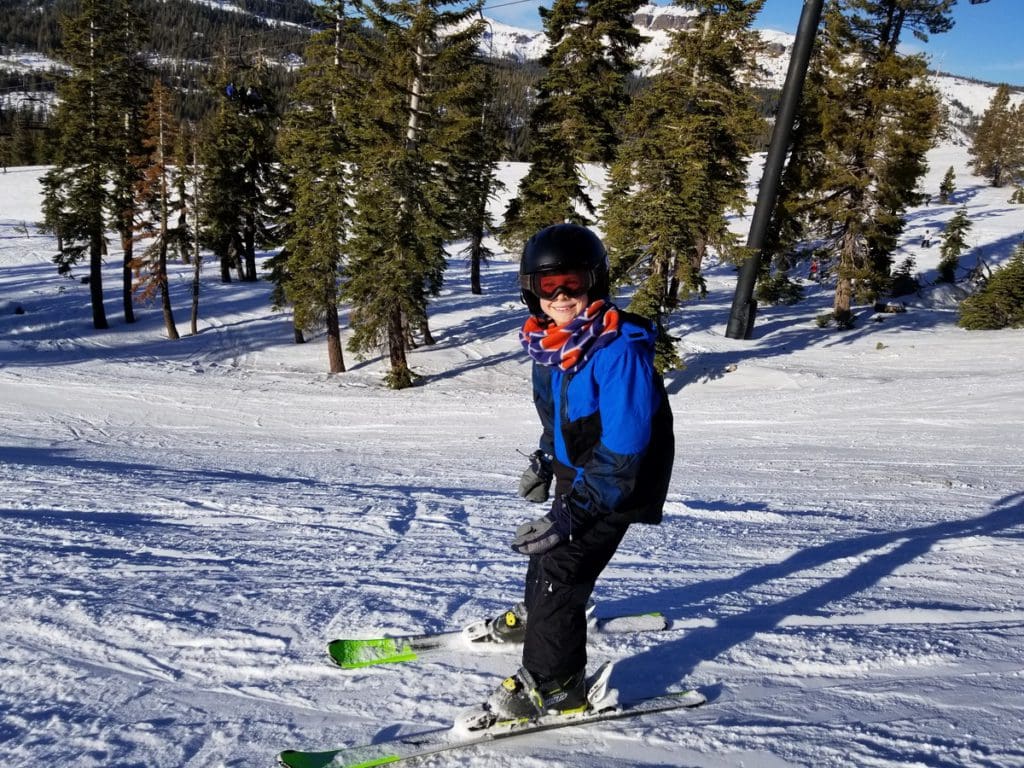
[{"left": 532, "top": 312, "right": 674, "bottom": 525}]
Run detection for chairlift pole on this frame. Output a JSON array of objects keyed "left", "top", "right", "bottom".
[{"left": 725, "top": 0, "right": 824, "bottom": 339}]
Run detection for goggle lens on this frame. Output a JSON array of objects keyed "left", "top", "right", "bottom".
[{"left": 525, "top": 271, "right": 593, "bottom": 300}]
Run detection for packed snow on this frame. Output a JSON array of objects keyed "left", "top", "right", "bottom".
[{"left": 2, "top": 144, "right": 1024, "bottom": 767}]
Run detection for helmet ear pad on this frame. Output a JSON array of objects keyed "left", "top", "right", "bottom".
[{"left": 519, "top": 224, "right": 610, "bottom": 317}]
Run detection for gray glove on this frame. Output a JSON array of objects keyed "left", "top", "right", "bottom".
[
  {"left": 510, "top": 514, "right": 564, "bottom": 555},
  {"left": 518, "top": 450, "right": 553, "bottom": 503}
]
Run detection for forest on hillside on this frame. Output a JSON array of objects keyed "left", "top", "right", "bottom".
[{"left": 0, "top": 0, "right": 315, "bottom": 152}]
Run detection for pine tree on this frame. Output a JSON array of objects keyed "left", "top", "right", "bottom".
[
  {"left": 937, "top": 205, "right": 971, "bottom": 283},
  {"left": 760, "top": 51, "right": 828, "bottom": 284},
  {"left": 890, "top": 255, "right": 919, "bottom": 297},
  {"left": 182, "top": 124, "right": 204, "bottom": 336},
  {"left": 959, "top": 243, "right": 1024, "bottom": 330},
  {"left": 938, "top": 166, "right": 955, "bottom": 203},
  {"left": 170, "top": 124, "right": 197, "bottom": 265},
  {"left": 42, "top": 0, "right": 150, "bottom": 329},
  {"left": 133, "top": 79, "right": 181, "bottom": 340},
  {"left": 107, "top": 1, "right": 151, "bottom": 325},
  {"left": 342, "top": 0, "right": 485, "bottom": 388},
  {"left": 796, "top": 0, "right": 951, "bottom": 326},
  {"left": 1010, "top": 101, "right": 1024, "bottom": 186},
  {"left": 198, "top": 87, "right": 245, "bottom": 283},
  {"left": 198, "top": 64, "right": 279, "bottom": 283},
  {"left": 603, "top": 0, "right": 765, "bottom": 370},
  {"left": 501, "top": 0, "right": 644, "bottom": 249},
  {"left": 275, "top": 1, "right": 365, "bottom": 374},
  {"left": 970, "top": 84, "right": 1015, "bottom": 187},
  {"left": 446, "top": 62, "right": 504, "bottom": 295}
]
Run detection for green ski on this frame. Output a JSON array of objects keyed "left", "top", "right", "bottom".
[{"left": 327, "top": 611, "right": 669, "bottom": 669}]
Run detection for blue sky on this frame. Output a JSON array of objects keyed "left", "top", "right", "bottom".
[{"left": 481, "top": 0, "right": 1024, "bottom": 87}]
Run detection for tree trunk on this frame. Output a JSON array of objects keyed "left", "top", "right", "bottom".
[
  {"left": 89, "top": 228, "right": 108, "bottom": 329},
  {"left": 121, "top": 233, "right": 135, "bottom": 324},
  {"left": 159, "top": 239, "right": 179, "bottom": 340},
  {"left": 190, "top": 255, "right": 201, "bottom": 335},
  {"left": 470, "top": 231, "right": 483, "bottom": 295},
  {"left": 667, "top": 253, "right": 680, "bottom": 304},
  {"left": 158, "top": 140, "right": 179, "bottom": 340},
  {"left": 833, "top": 274, "right": 852, "bottom": 322},
  {"left": 420, "top": 318, "right": 435, "bottom": 346},
  {"left": 243, "top": 213, "right": 257, "bottom": 281},
  {"left": 231, "top": 233, "right": 245, "bottom": 281},
  {"left": 834, "top": 231, "right": 856, "bottom": 322},
  {"left": 190, "top": 143, "right": 202, "bottom": 335},
  {"left": 469, "top": 196, "right": 487, "bottom": 295},
  {"left": 387, "top": 306, "right": 413, "bottom": 389},
  {"left": 325, "top": 304, "right": 345, "bottom": 373}
]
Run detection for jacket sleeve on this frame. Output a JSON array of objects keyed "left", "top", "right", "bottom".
[
  {"left": 532, "top": 362, "right": 555, "bottom": 457},
  {"left": 572, "top": 336, "right": 657, "bottom": 516}
]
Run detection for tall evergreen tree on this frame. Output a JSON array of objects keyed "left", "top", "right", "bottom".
[
  {"left": 603, "top": 0, "right": 766, "bottom": 370},
  {"left": 275, "top": 1, "right": 365, "bottom": 373},
  {"left": 42, "top": 0, "right": 150, "bottom": 329},
  {"left": 796, "top": 0, "right": 951, "bottom": 326},
  {"left": 108, "top": 2, "right": 151, "bottom": 325},
  {"left": 446, "top": 61, "right": 504, "bottom": 295},
  {"left": 969, "top": 84, "right": 1017, "bottom": 187},
  {"left": 198, "top": 65, "right": 279, "bottom": 283},
  {"left": 133, "top": 79, "right": 181, "bottom": 340},
  {"left": 170, "top": 124, "right": 197, "bottom": 265},
  {"left": 938, "top": 165, "right": 955, "bottom": 203},
  {"left": 182, "top": 124, "right": 205, "bottom": 336},
  {"left": 760, "top": 51, "right": 828, "bottom": 281},
  {"left": 342, "top": 0, "right": 485, "bottom": 388},
  {"left": 501, "top": 0, "right": 645, "bottom": 249}
]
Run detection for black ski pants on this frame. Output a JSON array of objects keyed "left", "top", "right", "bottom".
[{"left": 521, "top": 510, "right": 631, "bottom": 681}]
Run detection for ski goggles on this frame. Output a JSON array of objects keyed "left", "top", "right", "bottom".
[{"left": 520, "top": 270, "right": 595, "bottom": 300}]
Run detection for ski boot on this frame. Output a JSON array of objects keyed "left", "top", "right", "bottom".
[
  {"left": 456, "top": 662, "right": 618, "bottom": 732},
  {"left": 462, "top": 599, "right": 597, "bottom": 644},
  {"left": 489, "top": 666, "right": 588, "bottom": 719},
  {"left": 463, "top": 601, "right": 528, "bottom": 644}
]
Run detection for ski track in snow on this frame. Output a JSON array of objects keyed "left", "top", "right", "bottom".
[{"left": 2, "top": 150, "right": 1024, "bottom": 766}]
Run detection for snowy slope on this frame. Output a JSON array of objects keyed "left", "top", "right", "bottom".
[{"left": 1, "top": 145, "right": 1024, "bottom": 767}]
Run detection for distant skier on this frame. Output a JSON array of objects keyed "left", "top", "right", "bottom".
[
  {"left": 922, "top": 230, "right": 932, "bottom": 248},
  {"left": 481, "top": 224, "right": 675, "bottom": 720}
]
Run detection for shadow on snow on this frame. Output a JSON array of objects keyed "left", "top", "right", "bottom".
[{"left": 606, "top": 491, "right": 1024, "bottom": 701}]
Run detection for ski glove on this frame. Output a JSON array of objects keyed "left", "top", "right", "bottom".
[
  {"left": 510, "top": 514, "right": 564, "bottom": 555},
  {"left": 518, "top": 450, "right": 553, "bottom": 503},
  {"left": 510, "top": 494, "right": 589, "bottom": 555}
]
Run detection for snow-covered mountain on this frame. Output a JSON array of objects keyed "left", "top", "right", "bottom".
[{"left": 482, "top": 3, "right": 1021, "bottom": 125}]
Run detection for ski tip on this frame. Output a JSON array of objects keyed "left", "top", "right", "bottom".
[
  {"left": 595, "top": 612, "right": 669, "bottom": 633},
  {"left": 672, "top": 688, "right": 708, "bottom": 708},
  {"left": 327, "top": 638, "right": 417, "bottom": 669},
  {"left": 277, "top": 749, "right": 340, "bottom": 768}
]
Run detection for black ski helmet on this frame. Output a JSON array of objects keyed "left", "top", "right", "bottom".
[{"left": 519, "top": 223, "right": 610, "bottom": 317}]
